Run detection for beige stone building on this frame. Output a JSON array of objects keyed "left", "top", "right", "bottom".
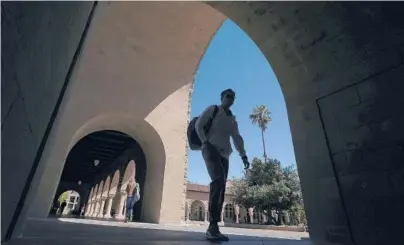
[
  {"left": 81, "top": 177, "right": 266, "bottom": 225},
  {"left": 185, "top": 183, "right": 266, "bottom": 225}
]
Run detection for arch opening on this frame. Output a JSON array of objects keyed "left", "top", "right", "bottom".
[
  {"left": 224, "top": 204, "right": 235, "bottom": 223},
  {"left": 189, "top": 200, "right": 206, "bottom": 222},
  {"left": 52, "top": 130, "right": 147, "bottom": 222},
  {"left": 50, "top": 190, "right": 81, "bottom": 217},
  {"left": 187, "top": 15, "right": 305, "bottom": 230}
]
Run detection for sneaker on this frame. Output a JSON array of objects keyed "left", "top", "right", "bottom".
[{"left": 205, "top": 224, "right": 229, "bottom": 241}]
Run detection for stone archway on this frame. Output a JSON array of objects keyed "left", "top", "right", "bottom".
[
  {"left": 24, "top": 117, "right": 162, "bottom": 225},
  {"left": 51, "top": 180, "right": 89, "bottom": 218},
  {"left": 53, "top": 190, "right": 81, "bottom": 216},
  {"left": 3, "top": 2, "right": 404, "bottom": 244},
  {"left": 189, "top": 200, "right": 206, "bottom": 222}
]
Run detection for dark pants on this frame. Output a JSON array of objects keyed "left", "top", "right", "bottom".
[{"left": 202, "top": 144, "right": 229, "bottom": 224}]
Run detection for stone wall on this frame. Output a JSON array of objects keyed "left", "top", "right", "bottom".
[{"left": 1, "top": 2, "right": 95, "bottom": 241}]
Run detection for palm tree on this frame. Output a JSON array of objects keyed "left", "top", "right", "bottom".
[{"left": 249, "top": 105, "right": 272, "bottom": 162}]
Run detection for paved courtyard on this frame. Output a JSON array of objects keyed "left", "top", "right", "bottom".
[{"left": 5, "top": 218, "right": 311, "bottom": 245}]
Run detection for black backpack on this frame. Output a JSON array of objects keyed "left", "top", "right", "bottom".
[{"left": 187, "top": 105, "right": 218, "bottom": 150}]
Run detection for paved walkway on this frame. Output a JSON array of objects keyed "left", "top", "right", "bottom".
[{"left": 5, "top": 218, "right": 311, "bottom": 245}]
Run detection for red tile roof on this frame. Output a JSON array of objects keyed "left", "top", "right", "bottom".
[{"left": 187, "top": 183, "right": 209, "bottom": 193}]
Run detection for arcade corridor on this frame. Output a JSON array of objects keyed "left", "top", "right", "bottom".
[{"left": 52, "top": 130, "right": 146, "bottom": 222}]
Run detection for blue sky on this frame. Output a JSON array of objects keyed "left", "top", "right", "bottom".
[{"left": 187, "top": 20, "right": 297, "bottom": 185}]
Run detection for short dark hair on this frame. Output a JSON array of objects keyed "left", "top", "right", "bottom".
[{"left": 221, "top": 89, "right": 235, "bottom": 98}]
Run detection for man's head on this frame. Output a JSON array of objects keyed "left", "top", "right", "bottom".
[{"left": 220, "top": 89, "right": 236, "bottom": 109}]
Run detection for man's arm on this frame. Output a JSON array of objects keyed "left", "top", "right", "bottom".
[
  {"left": 231, "top": 118, "right": 247, "bottom": 157},
  {"left": 195, "top": 105, "right": 216, "bottom": 144}
]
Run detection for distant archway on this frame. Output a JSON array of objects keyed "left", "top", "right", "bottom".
[
  {"left": 190, "top": 200, "right": 206, "bottom": 221},
  {"left": 51, "top": 190, "right": 81, "bottom": 216},
  {"left": 224, "top": 204, "right": 234, "bottom": 222}
]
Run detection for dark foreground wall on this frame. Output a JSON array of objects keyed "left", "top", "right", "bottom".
[{"left": 1, "top": 2, "right": 94, "bottom": 241}]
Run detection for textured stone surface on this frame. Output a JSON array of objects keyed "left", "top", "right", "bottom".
[
  {"left": 2, "top": 2, "right": 404, "bottom": 245},
  {"left": 318, "top": 63, "right": 404, "bottom": 244}
]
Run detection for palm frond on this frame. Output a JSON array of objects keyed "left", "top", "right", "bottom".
[{"left": 249, "top": 105, "right": 272, "bottom": 131}]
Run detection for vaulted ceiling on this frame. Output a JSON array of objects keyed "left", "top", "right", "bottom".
[{"left": 61, "top": 130, "right": 136, "bottom": 183}]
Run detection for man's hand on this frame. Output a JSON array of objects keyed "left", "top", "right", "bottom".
[{"left": 242, "top": 156, "right": 250, "bottom": 170}]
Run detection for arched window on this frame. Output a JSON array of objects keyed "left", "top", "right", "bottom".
[{"left": 224, "top": 204, "right": 234, "bottom": 219}]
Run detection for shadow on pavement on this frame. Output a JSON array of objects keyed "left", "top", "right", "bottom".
[{"left": 5, "top": 218, "right": 312, "bottom": 245}]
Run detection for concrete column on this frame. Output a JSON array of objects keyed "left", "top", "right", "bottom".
[
  {"left": 88, "top": 201, "right": 95, "bottom": 217},
  {"left": 186, "top": 202, "right": 190, "bottom": 222},
  {"left": 262, "top": 211, "right": 268, "bottom": 224},
  {"left": 92, "top": 198, "right": 100, "bottom": 217},
  {"left": 235, "top": 205, "right": 240, "bottom": 224},
  {"left": 248, "top": 207, "right": 254, "bottom": 224},
  {"left": 114, "top": 191, "right": 127, "bottom": 220},
  {"left": 84, "top": 202, "right": 90, "bottom": 216},
  {"left": 103, "top": 195, "right": 114, "bottom": 219},
  {"left": 90, "top": 201, "right": 97, "bottom": 217},
  {"left": 219, "top": 205, "right": 225, "bottom": 225},
  {"left": 204, "top": 207, "right": 208, "bottom": 222},
  {"left": 90, "top": 200, "right": 96, "bottom": 217},
  {"left": 84, "top": 201, "right": 92, "bottom": 216},
  {"left": 97, "top": 197, "right": 107, "bottom": 218}
]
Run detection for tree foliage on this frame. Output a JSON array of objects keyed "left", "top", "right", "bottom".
[
  {"left": 228, "top": 157, "right": 304, "bottom": 224},
  {"left": 249, "top": 105, "right": 272, "bottom": 132},
  {"left": 58, "top": 191, "right": 70, "bottom": 204}
]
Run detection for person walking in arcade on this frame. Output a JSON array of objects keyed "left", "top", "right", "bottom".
[{"left": 125, "top": 176, "right": 140, "bottom": 222}]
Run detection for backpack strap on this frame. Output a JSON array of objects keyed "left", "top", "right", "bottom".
[
  {"left": 205, "top": 105, "right": 218, "bottom": 134},
  {"left": 227, "top": 109, "right": 233, "bottom": 116},
  {"left": 212, "top": 105, "right": 219, "bottom": 119}
]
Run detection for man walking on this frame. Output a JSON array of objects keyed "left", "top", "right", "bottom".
[{"left": 194, "top": 89, "right": 250, "bottom": 241}]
